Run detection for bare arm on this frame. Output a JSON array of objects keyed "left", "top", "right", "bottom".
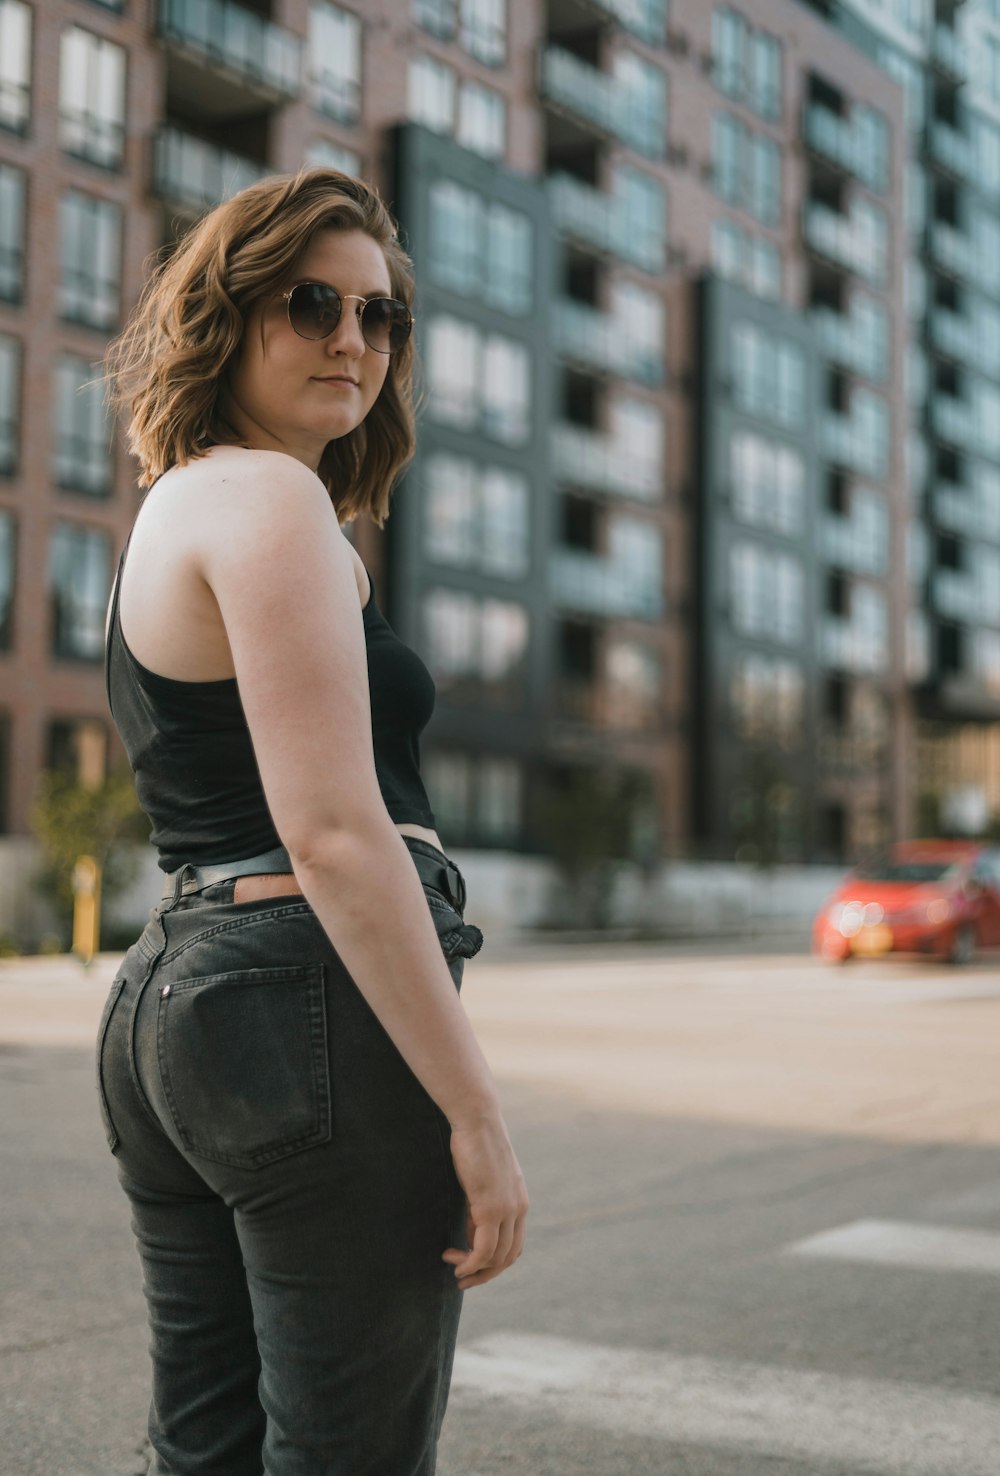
[{"left": 195, "top": 452, "right": 527, "bottom": 1286}]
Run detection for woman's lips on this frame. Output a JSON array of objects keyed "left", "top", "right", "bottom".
[{"left": 314, "top": 376, "right": 358, "bottom": 387}]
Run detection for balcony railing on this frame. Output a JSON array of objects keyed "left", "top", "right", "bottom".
[
  {"left": 931, "top": 221, "right": 976, "bottom": 284},
  {"left": 152, "top": 126, "right": 268, "bottom": 212},
  {"left": 822, "top": 618, "right": 888, "bottom": 675},
  {"left": 540, "top": 46, "right": 629, "bottom": 141},
  {"left": 157, "top": 0, "right": 302, "bottom": 101},
  {"left": 934, "top": 481, "right": 975, "bottom": 536},
  {"left": 932, "top": 392, "right": 975, "bottom": 448},
  {"left": 549, "top": 173, "right": 663, "bottom": 272},
  {"left": 935, "top": 569, "right": 978, "bottom": 622},
  {"left": 821, "top": 412, "right": 887, "bottom": 479},
  {"left": 931, "top": 22, "right": 968, "bottom": 81},
  {"left": 803, "top": 203, "right": 885, "bottom": 285},
  {"left": 821, "top": 516, "right": 888, "bottom": 576},
  {"left": 551, "top": 548, "right": 663, "bottom": 620},
  {"left": 553, "top": 298, "right": 664, "bottom": 387},
  {"left": 803, "top": 104, "right": 886, "bottom": 194},
  {"left": 591, "top": 0, "right": 666, "bottom": 46},
  {"left": 929, "top": 122, "right": 972, "bottom": 181},
  {"left": 931, "top": 307, "right": 1000, "bottom": 380},
  {"left": 812, "top": 306, "right": 886, "bottom": 381},
  {"left": 551, "top": 421, "right": 663, "bottom": 502}
]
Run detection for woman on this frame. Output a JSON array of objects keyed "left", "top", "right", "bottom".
[{"left": 97, "top": 166, "right": 528, "bottom": 1476}]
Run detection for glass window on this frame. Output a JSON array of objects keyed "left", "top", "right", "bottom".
[
  {"left": 59, "top": 25, "right": 126, "bottom": 168},
  {"left": 748, "top": 134, "right": 780, "bottom": 226},
  {"left": 975, "top": 116, "right": 1000, "bottom": 197},
  {"left": 426, "top": 316, "right": 479, "bottom": 428},
  {"left": 855, "top": 104, "right": 888, "bottom": 194},
  {"left": 608, "top": 515, "right": 662, "bottom": 606},
  {"left": 480, "top": 467, "right": 529, "bottom": 577},
  {"left": 606, "top": 638, "right": 660, "bottom": 729},
  {"left": 59, "top": 191, "right": 121, "bottom": 330},
  {"left": 485, "top": 203, "right": 532, "bottom": 314},
  {"left": 459, "top": 0, "right": 506, "bottom": 67},
  {"left": 612, "top": 164, "right": 666, "bottom": 272},
  {"left": 53, "top": 356, "right": 113, "bottom": 497},
  {"left": 49, "top": 522, "right": 111, "bottom": 662},
  {"left": 0, "top": 333, "right": 19, "bottom": 476},
  {"left": 750, "top": 33, "right": 781, "bottom": 120},
  {"left": 413, "top": 0, "right": 457, "bottom": 40},
  {"left": 457, "top": 80, "right": 505, "bottom": 160},
  {"left": 304, "top": 138, "right": 361, "bottom": 174},
  {"left": 731, "top": 653, "right": 803, "bottom": 745},
  {"left": 424, "top": 453, "right": 476, "bottom": 565},
  {"left": 853, "top": 292, "right": 889, "bottom": 380},
  {"left": 877, "top": 42, "right": 923, "bottom": 131},
  {"left": 0, "top": 0, "right": 31, "bottom": 134},
  {"left": 980, "top": 32, "right": 1000, "bottom": 106},
  {"left": 731, "top": 430, "right": 804, "bottom": 535},
  {"left": 613, "top": 48, "right": 667, "bottom": 160},
  {"left": 610, "top": 279, "right": 665, "bottom": 378},
  {"left": 610, "top": 397, "right": 665, "bottom": 480},
  {"left": 712, "top": 111, "right": 744, "bottom": 205},
  {"left": 749, "top": 237, "right": 781, "bottom": 299},
  {"left": 479, "top": 597, "right": 529, "bottom": 700},
  {"left": 854, "top": 388, "right": 890, "bottom": 475},
  {"left": 0, "top": 162, "right": 24, "bottom": 302},
  {"left": 308, "top": 3, "right": 361, "bottom": 122},
  {"left": 712, "top": 9, "right": 746, "bottom": 98},
  {"left": 711, "top": 217, "right": 744, "bottom": 283},
  {"left": 424, "top": 589, "right": 528, "bottom": 707},
  {"left": 0, "top": 508, "right": 13, "bottom": 650},
  {"left": 481, "top": 334, "right": 530, "bottom": 444},
  {"left": 853, "top": 196, "right": 888, "bottom": 286},
  {"left": 775, "top": 341, "right": 804, "bottom": 426},
  {"left": 423, "top": 749, "right": 473, "bottom": 832},
  {"left": 407, "top": 54, "right": 456, "bottom": 134},
  {"left": 476, "top": 755, "right": 521, "bottom": 839},
  {"left": 429, "top": 180, "right": 483, "bottom": 296}
]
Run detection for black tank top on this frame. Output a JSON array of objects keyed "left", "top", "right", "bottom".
[{"left": 105, "top": 526, "right": 438, "bottom": 872}]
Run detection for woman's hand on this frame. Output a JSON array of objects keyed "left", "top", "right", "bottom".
[{"left": 441, "top": 1112, "right": 529, "bottom": 1290}]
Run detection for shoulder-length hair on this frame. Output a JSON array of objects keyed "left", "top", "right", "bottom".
[{"left": 103, "top": 166, "right": 423, "bottom": 527}]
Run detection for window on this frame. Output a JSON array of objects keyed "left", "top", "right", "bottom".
[
  {"left": 612, "top": 164, "right": 666, "bottom": 272},
  {"left": 731, "top": 321, "right": 805, "bottom": 428},
  {"left": 413, "top": 0, "right": 456, "bottom": 39},
  {"left": 747, "top": 134, "right": 780, "bottom": 226},
  {"left": 423, "top": 750, "right": 473, "bottom": 833},
  {"left": 713, "top": 218, "right": 781, "bottom": 300},
  {"left": 0, "top": 508, "right": 14, "bottom": 650},
  {"left": 610, "top": 280, "right": 665, "bottom": 381},
  {"left": 853, "top": 388, "right": 890, "bottom": 476},
  {"left": 423, "top": 453, "right": 529, "bottom": 577},
  {"left": 712, "top": 112, "right": 743, "bottom": 205},
  {"left": 730, "top": 430, "right": 805, "bottom": 535},
  {"left": 304, "top": 138, "right": 362, "bottom": 175},
  {"left": 0, "top": 163, "right": 24, "bottom": 302},
  {"left": 482, "top": 334, "right": 530, "bottom": 444},
  {"left": 609, "top": 397, "right": 665, "bottom": 483},
  {"left": 457, "top": 80, "right": 505, "bottom": 160},
  {"left": 459, "top": 0, "right": 506, "bottom": 67},
  {"left": 730, "top": 541, "right": 804, "bottom": 644},
  {"left": 0, "top": 333, "right": 19, "bottom": 476},
  {"left": 49, "top": 522, "right": 111, "bottom": 662},
  {"left": 427, "top": 317, "right": 478, "bottom": 428},
  {"left": 53, "top": 356, "right": 113, "bottom": 497},
  {"left": 59, "top": 26, "right": 126, "bottom": 168},
  {"left": 476, "top": 755, "right": 521, "bottom": 840},
  {"left": 712, "top": 112, "right": 781, "bottom": 226},
  {"left": 606, "top": 638, "right": 660, "bottom": 729},
  {"left": 608, "top": 515, "right": 663, "bottom": 608},
  {"left": 429, "top": 181, "right": 483, "bottom": 295},
  {"left": 485, "top": 203, "right": 531, "bottom": 313},
  {"left": 855, "top": 104, "right": 889, "bottom": 194},
  {"left": 731, "top": 653, "right": 804, "bottom": 746},
  {"left": 712, "top": 9, "right": 782, "bottom": 121},
  {"left": 426, "top": 318, "right": 531, "bottom": 443},
  {"left": 308, "top": 3, "right": 361, "bottom": 121},
  {"left": 712, "top": 9, "right": 746, "bottom": 98},
  {"left": 853, "top": 197, "right": 888, "bottom": 285},
  {"left": 0, "top": 0, "right": 31, "bottom": 134},
  {"left": 423, "top": 588, "right": 529, "bottom": 707},
  {"left": 852, "top": 293, "right": 889, "bottom": 380},
  {"left": 750, "top": 33, "right": 782, "bottom": 121},
  {"left": 408, "top": 54, "right": 456, "bottom": 133},
  {"left": 59, "top": 191, "right": 121, "bottom": 330},
  {"left": 613, "top": 49, "right": 667, "bottom": 160}
]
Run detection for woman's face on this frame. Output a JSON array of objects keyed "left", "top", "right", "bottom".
[{"left": 219, "top": 227, "right": 395, "bottom": 473}]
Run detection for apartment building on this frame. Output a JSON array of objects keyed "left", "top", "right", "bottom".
[{"left": 0, "top": 0, "right": 922, "bottom": 868}]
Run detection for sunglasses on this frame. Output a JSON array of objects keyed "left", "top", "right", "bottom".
[{"left": 278, "top": 282, "right": 413, "bottom": 354}]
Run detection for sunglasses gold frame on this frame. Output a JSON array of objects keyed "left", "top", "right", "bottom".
[{"left": 277, "top": 284, "right": 415, "bottom": 354}]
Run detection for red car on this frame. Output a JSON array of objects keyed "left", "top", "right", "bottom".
[{"left": 813, "top": 840, "right": 1000, "bottom": 965}]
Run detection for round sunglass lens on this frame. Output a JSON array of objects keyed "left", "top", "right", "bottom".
[
  {"left": 362, "top": 299, "right": 411, "bottom": 353},
  {"left": 289, "top": 283, "right": 341, "bottom": 339}
]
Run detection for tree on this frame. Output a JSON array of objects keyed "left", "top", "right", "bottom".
[{"left": 30, "top": 765, "right": 150, "bottom": 947}]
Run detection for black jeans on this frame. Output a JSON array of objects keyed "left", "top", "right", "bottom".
[{"left": 96, "top": 835, "right": 484, "bottom": 1476}]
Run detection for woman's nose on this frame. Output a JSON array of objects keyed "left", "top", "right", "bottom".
[{"left": 327, "top": 304, "right": 365, "bottom": 356}]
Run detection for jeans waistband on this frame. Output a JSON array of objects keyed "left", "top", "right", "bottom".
[{"left": 160, "top": 836, "right": 467, "bottom": 911}]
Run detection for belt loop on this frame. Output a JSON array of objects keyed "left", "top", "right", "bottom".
[{"left": 168, "top": 862, "right": 195, "bottom": 906}]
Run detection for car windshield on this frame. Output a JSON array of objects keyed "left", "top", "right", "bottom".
[{"left": 853, "top": 858, "right": 963, "bottom": 883}]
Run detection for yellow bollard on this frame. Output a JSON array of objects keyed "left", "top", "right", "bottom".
[{"left": 72, "top": 854, "right": 102, "bottom": 965}]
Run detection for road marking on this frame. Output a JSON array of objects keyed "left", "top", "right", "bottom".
[
  {"left": 786, "top": 1218, "right": 1000, "bottom": 1274},
  {"left": 450, "top": 1333, "right": 1000, "bottom": 1474}
]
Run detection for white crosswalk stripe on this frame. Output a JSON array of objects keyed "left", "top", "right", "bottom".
[
  {"left": 785, "top": 1217, "right": 1000, "bottom": 1275},
  {"left": 450, "top": 1332, "right": 1000, "bottom": 1475}
]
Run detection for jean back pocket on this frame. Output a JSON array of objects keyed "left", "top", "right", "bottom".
[{"left": 156, "top": 963, "right": 331, "bottom": 1170}]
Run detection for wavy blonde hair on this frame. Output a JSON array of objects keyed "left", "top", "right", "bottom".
[{"left": 103, "top": 166, "right": 423, "bottom": 527}]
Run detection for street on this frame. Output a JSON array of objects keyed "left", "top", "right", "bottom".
[{"left": 3, "top": 944, "right": 1000, "bottom": 1474}]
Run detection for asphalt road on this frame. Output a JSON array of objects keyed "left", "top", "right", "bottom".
[{"left": 3, "top": 944, "right": 1000, "bottom": 1474}]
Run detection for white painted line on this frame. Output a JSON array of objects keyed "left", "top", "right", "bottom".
[
  {"left": 786, "top": 1218, "right": 1000, "bottom": 1275},
  {"left": 451, "top": 1333, "right": 1000, "bottom": 1475}
]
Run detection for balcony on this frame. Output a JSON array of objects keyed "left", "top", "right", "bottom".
[
  {"left": 931, "top": 22, "right": 968, "bottom": 81},
  {"left": 934, "top": 481, "right": 976, "bottom": 536},
  {"left": 590, "top": 0, "right": 666, "bottom": 46},
  {"left": 551, "top": 421, "right": 663, "bottom": 501},
  {"left": 152, "top": 125, "right": 268, "bottom": 214},
  {"left": 931, "top": 221, "right": 975, "bottom": 283},
  {"left": 540, "top": 46, "right": 629, "bottom": 141},
  {"left": 553, "top": 298, "right": 664, "bottom": 387},
  {"left": 803, "top": 105, "right": 886, "bottom": 194},
  {"left": 551, "top": 548, "right": 663, "bottom": 620},
  {"left": 822, "top": 617, "right": 887, "bottom": 675},
  {"left": 929, "top": 122, "right": 972, "bottom": 181},
  {"left": 803, "top": 203, "right": 885, "bottom": 286},
  {"left": 157, "top": 0, "right": 302, "bottom": 119},
  {"left": 549, "top": 173, "right": 662, "bottom": 272},
  {"left": 821, "top": 412, "right": 887, "bottom": 479},
  {"left": 931, "top": 308, "right": 1000, "bottom": 380},
  {"left": 812, "top": 306, "right": 886, "bottom": 381},
  {"left": 932, "top": 392, "right": 975, "bottom": 448},
  {"left": 821, "top": 516, "right": 887, "bottom": 576}
]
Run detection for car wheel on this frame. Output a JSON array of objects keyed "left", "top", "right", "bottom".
[{"left": 946, "top": 924, "right": 976, "bottom": 966}]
